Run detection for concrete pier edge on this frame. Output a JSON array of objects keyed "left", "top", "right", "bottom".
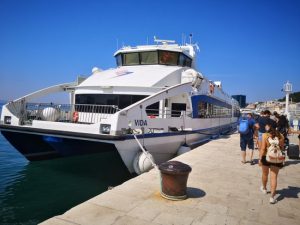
[{"left": 40, "top": 133, "right": 300, "bottom": 225}]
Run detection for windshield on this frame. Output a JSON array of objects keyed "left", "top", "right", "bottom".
[
  {"left": 115, "top": 50, "right": 192, "bottom": 67},
  {"left": 140, "top": 51, "right": 158, "bottom": 64},
  {"left": 123, "top": 52, "right": 139, "bottom": 65},
  {"left": 158, "top": 51, "right": 178, "bottom": 65}
]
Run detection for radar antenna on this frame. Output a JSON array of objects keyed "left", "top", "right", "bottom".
[{"left": 154, "top": 36, "right": 175, "bottom": 45}]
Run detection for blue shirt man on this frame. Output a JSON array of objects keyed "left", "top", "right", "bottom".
[{"left": 238, "top": 113, "right": 256, "bottom": 164}]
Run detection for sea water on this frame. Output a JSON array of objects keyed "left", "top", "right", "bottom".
[{"left": 0, "top": 103, "right": 133, "bottom": 225}]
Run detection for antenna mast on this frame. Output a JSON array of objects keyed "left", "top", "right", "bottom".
[{"left": 189, "top": 33, "right": 193, "bottom": 44}]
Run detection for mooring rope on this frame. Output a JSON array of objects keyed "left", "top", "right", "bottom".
[{"left": 133, "top": 133, "right": 158, "bottom": 170}]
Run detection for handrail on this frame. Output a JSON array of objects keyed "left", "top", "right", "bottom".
[
  {"left": 6, "top": 101, "right": 120, "bottom": 125},
  {"left": 145, "top": 108, "right": 193, "bottom": 118}
]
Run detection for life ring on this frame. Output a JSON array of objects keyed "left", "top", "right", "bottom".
[
  {"left": 73, "top": 111, "right": 79, "bottom": 123},
  {"left": 209, "top": 83, "right": 215, "bottom": 94}
]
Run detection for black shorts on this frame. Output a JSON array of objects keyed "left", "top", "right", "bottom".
[
  {"left": 261, "top": 156, "right": 283, "bottom": 168},
  {"left": 240, "top": 136, "right": 254, "bottom": 151}
]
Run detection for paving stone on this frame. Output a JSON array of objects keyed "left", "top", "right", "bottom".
[
  {"left": 277, "top": 207, "right": 296, "bottom": 219},
  {"left": 112, "top": 215, "right": 159, "bottom": 225},
  {"left": 225, "top": 196, "right": 249, "bottom": 211},
  {"left": 111, "top": 179, "right": 158, "bottom": 199},
  {"left": 227, "top": 207, "right": 260, "bottom": 223},
  {"left": 239, "top": 219, "right": 269, "bottom": 225},
  {"left": 194, "top": 212, "right": 240, "bottom": 225},
  {"left": 88, "top": 192, "right": 144, "bottom": 212},
  {"left": 153, "top": 212, "right": 195, "bottom": 225},
  {"left": 40, "top": 217, "right": 79, "bottom": 225},
  {"left": 59, "top": 203, "right": 125, "bottom": 225},
  {"left": 289, "top": 201, "right": 300, "bottom": 210},
  {"left": 134, "top": 197, "right": 207, "bottom": 222},
  {"left": 197, "top": 195, "right": 227, "bottom": 205},
  {"left": 196, "top": 202, "right": 228, "bottom": 215},
  {"left": 127, "top": 198, "right": 173, "bottom": 221}
]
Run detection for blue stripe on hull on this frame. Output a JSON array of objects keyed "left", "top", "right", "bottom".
[
  {"left": 1, "top": 130, "right": 58, "bottom": 160},
  {"left": 44, "top": 135, "right": 117, "bottom": 157},
  {"left": 1, "top": 131, "right": 118, "bottom": 161}
]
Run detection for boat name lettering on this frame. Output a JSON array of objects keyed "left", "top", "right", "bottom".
[{"left": 134, "top": 120, "right": 148, "bottom": 126}]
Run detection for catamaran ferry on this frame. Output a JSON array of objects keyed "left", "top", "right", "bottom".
[{"left": 0, "top": 38, "right": 240, "bottom": 174}]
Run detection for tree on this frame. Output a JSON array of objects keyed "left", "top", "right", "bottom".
[{"left": 278, "top": 91, "right": 300, "bottom": 103}]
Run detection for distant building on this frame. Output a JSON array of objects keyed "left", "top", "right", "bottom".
[{"left": 232, "top": 95, "right": 246, "bottom": 108}]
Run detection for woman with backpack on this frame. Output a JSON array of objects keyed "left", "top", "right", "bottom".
[{"left": 259, "top": 123, "right": 285, "bottom": 204}]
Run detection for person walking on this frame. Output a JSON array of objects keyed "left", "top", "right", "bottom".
[
  {"left": 256, "top": 110, "right": 277, "bottom": 151},
  {"left": 289, "top": 128, "right": 300, "bottom": 151},
  {"left": 238, "top": 113, "right": 256, "bottom": 164},
  {"left": 271, "top": 111, "right": 279, "bottom": 123},
  {"left": 277, "top": 114, "right": 289, "bottom": 138},
  {"left": 253, "top": 113, "right": 260, "bottom": 150},
  {"left": 259, "top": 123, "right": 285, "bottom": 204}
]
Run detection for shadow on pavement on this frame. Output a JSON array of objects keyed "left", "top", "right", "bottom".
[
  {"left": 277, "top": 186, "right": 300, "bottom": 202},
  {"left": 186, "top": 187, "right": 206, "bottom": 199},
  {"left": 284, "top": 159, "right": 300, "bottom": 166}
]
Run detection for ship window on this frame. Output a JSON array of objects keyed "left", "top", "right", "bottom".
[
  {"left": 185, "top": 57, "right": 192, "bottom": 67},
  {"left": 123, "top": 52, "right": 139, "bottom": 65},
  {"left": 75, "top": 94, "right": 147, "bottom": 112},
  {"left": 179, "top": 54, "right": 185, "bottom": 66},
  {"left": 140, "top": 51, "right": 158, "bottom": 64},
  {"left": 116, "top": 54, "right": 122, "bottom": 67},
  {"left": 197, "top": 101, "right": 232, "bottom": 118},
  {"left": 132, "top": 95, "right": 147, "bottom": 102},
  {"left": 158, "top": 51, "right": 179, "bottom": 65},
  {"left": 198, "top": 102, "right": 208, "bottom": 118},
  {"left": 146, "top": 102, "right": 160, "bottom": 116},
  {"left": 171, "top": 103, "right": 186, "bottom": 117},
  {"left": 118, "top": 95, "right": 132, "bottom": 109},
  {"left": 179, "top": 54, "right": 192, "bottom": 67}
]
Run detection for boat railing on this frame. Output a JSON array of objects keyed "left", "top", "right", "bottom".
[
  {"left": 290, "top": 109, "right": 300, "bottom": 120},
  {"left": 145, "top": 108, "right": 232, "bottom": 119},
  {"left": 6, "top": 100, "right": 119, "bottom": 125},
  {"left": 145, "top": 108, "right": 193, "bottom": 118},
  {"left": 197, "top": 108, "right": 232, "bottom": 118}
]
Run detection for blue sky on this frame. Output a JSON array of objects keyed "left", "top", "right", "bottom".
[{"left": 0, "top": 0, "right": 299, "bottom": 103}]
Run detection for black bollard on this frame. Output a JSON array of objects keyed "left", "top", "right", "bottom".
[{"left": 159, "top": 161, "right": 192, "bottom": 200}]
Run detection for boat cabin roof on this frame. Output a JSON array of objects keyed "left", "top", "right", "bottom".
[{"left": 114, "top": 44, "right": 194, "bottom": 57}]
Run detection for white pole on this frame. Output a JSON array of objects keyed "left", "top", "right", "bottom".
[
  {"left": 283, "top": 81, "right": 292, "bottom": 120},
  {"left": 285, "top": 92, "right": 289, "bottom": 115}
]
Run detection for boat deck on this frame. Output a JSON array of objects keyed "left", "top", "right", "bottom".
[{"left": 40, "top": 133, "right": 300, "bottom": 225}]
